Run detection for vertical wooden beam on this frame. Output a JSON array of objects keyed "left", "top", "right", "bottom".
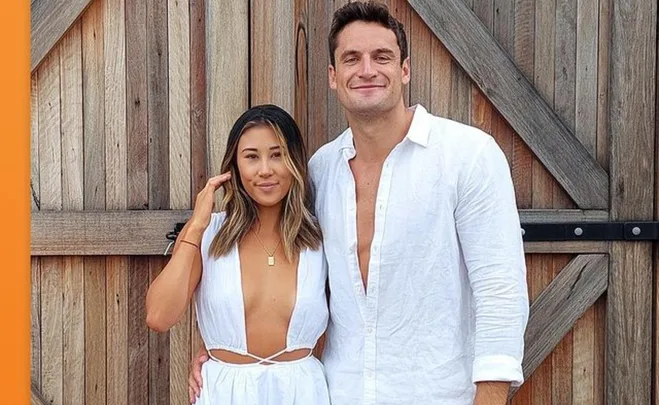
[
  {"left": 294, "top": 0, "right": 309, "bottom": 142},
  {"left": 206, "top": 0, "right": 248, "bottom": 204},
  {"left": 125, "top": 0, "right": 149, "bottom": 401},
  {"left": 607, "top": 0, "right": 656, "bottom": 403},
  {"left": 60, "top": 20, "right": 85, "bottom": 405},
  {"left": 307, "top": 0, "right": 332, "bottom": 151},
  {"left": 168, "top": 0, "right": 191, "bottom": 403},
  {"left": 82, "top": 2, "right": 107, "bottom": 404}
]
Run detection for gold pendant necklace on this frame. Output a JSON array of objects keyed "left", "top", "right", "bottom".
[{"left": 253, "top": 230, "right": 281, "bottom": 266}]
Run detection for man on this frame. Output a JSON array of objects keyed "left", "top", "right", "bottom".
[{"left": 190, "top": 2, "right": 528, "bottom": 404}]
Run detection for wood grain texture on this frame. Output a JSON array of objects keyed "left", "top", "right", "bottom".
[
  {"left": 31, "top": 258, "right": 41, "bottom": 390},
  {"left": 510, "top": 254, "right": 608, "bottom": 397},
  {"left": 206, "top": 0, "right": 248, "bottom": 200},
  {"left": 294, "top": 0, "right": 308, "bottom": 143},
  {"left": 82, "top": 0, "right": 106, "bottom": 210},
  {"left": 251, "top": 0, "right": 295, "bottom": 112},
  {"left": 126, "top": 0, "right": 149, "bottom": 210},
  {"left": 106, "top": 257, "right": 128, "bottom": 405},
  {"left": 31, "top": 210, "right": 193, "bottom": 255},
  {"left": 128, "top": 257, "right": 150, "bottom": 405},
  {"left": 84, "top": 257, "right": 106, "bottom": 405},
  {"left": 190, "top": 0, "right": 207, "bottom": 195},
  {"left": 430, "top": 38, "right": 452, "bottom": 117},
  {"left": 41, "top": 257, "right": 63, "bottom": 405},
  {"left": 149, "top": 258, "right": 171, "bottom": 405},
  {"left": 511, "top": 0, "right": 534, "bottom": 210},
  {"left": 607, "top": 0, "right": 656, "bottom": 403},
  {"left": 59, "top": 21, "right": 86, "bottom": 405},
  {"left": 596, "top": 0, "right": 610, "bottom": 171},
  {"left": 30, "top": 0, "right": 95, "bottom": 71},
  {"left": 31, "top": 72, "right": 40, "bottom": 211},
  {"left": 169, "top": 0, "right": 191, "bottom": 212},
  {"left": 409, "top": 7, "right": 432, "bottom": 108},
  {"left": 148, "top": 0, "right": 170, "bottom": 210},
  {"left": 408, "top": 0, "right": 609, "bottom": 209},
  {"left": 307, "top": 0, "right": 331, "bottom": 152}
]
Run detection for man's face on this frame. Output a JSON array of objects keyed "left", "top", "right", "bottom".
[{"left": 329, "top": 21, "right": 410, "bottom": 116}]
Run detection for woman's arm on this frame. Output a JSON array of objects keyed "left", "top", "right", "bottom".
[
  {"left": 145, "top": 222, "right": 205, "bottom": 332},
  {"left": 145, "top": 172, "right": 231, "bottom": 332}
]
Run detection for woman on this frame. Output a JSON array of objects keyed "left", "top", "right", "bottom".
[{"left": 146, "top": 105, "right": 330, "bottom": 405}]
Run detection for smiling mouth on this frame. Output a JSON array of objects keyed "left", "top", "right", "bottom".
[
  {"left": 257, "top": 183, "right": 278, "bottom": 189},
  {"left": 351, "top": 85, "right": 384, "bottom": 90}
]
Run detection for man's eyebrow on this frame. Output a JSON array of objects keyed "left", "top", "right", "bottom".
[
  {"left": 339, "top": 49, "right": 360, "bottom": 59},
  {"left": 373, "top": 48, "right": 396, "bottom": 55}
]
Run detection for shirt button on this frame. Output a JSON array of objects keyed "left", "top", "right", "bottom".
[
  {"left": 365, "top": 370, "right": 374, "bottom": 379},
  {"left": 366, "top": 327, "right": 374, "bottom": 334}
]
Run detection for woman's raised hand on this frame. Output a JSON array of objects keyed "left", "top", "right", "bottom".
[{"left": 188, "top": 172, "right": 232, "bottom": 231}]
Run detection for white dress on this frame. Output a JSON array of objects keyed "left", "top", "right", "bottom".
[{"left": 193, "top": 212, "right": 330, "bottom": 405}]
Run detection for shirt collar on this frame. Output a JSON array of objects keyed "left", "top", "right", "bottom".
[{"left": 338, "top": 104, "right": 431, "bottom": 151}]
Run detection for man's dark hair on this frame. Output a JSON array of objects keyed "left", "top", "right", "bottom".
[{"left": 328, "top": 1, "right": 408, "bottom": 67}]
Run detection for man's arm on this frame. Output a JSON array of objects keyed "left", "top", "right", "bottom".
[
  {"left": 455, "top": 136, "right": 529, "bottom": 392},
  {"left": 474, "top": 381, "right": 510, "bottom": 405}
]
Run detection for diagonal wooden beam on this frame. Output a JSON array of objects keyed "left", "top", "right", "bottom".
[
  {"left": 406, "top": 0, "right": 609, "bottom": 209},
  {"left": 510, "top": 254, "right": 608, "bottom": 396},
  {"left": 31, "top": 0, "right": 95, "bottom": 72}
]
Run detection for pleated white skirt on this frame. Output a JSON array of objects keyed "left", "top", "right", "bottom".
[{"left": 194, "top": 355, "right": 330, "bottom": 405}]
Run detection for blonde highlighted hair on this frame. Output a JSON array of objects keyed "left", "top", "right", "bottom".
[{"left": 208, "top": 105, "right": 322, "bottom": 261}]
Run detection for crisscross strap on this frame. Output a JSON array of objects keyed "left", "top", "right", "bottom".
[{"left": 209, "top": 347, "right": 313, "bottom": 365}]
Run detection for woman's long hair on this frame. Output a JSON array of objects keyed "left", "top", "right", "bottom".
[{"left": 208, "top": 104, "right": 322, "bottom": 261}]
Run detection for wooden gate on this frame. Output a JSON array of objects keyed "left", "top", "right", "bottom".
[{"left": 30, "top": 0, "right": 658, "bottom": 404}]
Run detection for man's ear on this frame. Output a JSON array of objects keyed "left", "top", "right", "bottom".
[
  {"left": 328, "top": 64, "right": 337, "bottom": 90},
  {"left": 401, "top": 57, "right": 411, "bottom": 85}
]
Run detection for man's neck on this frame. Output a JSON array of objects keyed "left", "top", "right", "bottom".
[{"left": 347, "top": 102, "right": 415, "bottom": 164}]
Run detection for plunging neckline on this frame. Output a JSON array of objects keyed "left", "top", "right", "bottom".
[{"left": 233, "top": 243, "right": 304, "bottom": 354}]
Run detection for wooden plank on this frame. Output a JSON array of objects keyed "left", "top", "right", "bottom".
[
  {"left": 551, "top": 255, "right": 573, "bottom": 405},
  {"left": 106, "top": 257, "right": 128, "bottom": 405},
  {"left": 31, "top": 72, "right": 40, "bottom": 211},
  {"left": 104, "top": 1, "right": 128, "bottom": 403},
  {"left": 31, "top": 258, "right": 41, "bottom": 390},
  {"left": 128, "top": 257, "right": 149, "bottom": 405},
  {"left": 81, "top": 3, "right": 106, "bottom": 403},
  {"left": 31, "top": 210, "right": 192, "bottom": 256},
  {"left": 62, "top": 257, "right": 84, "bottom": 405},
  {"left": 294, "top": 0, "right": 308, "bottom": 142},
  {"left": 82, "top": 0, "right": 105, "bottom": 210},
  {"left": 407, "top": 0, "right": 609, "bottom": 209},
  {"left": 511, "top": 0, "right": 534, "bottom": 210},
  {"left": 126, "top": 0, "right": 148, "bottom": 210},
  {"left": 251, "top": 0, "right": 295, "bottom": 112},
  {"left": 59, "top": 21, "right": 85, "bottom": 405},
  {"left": 206, "top": 0, "right": 248, "bottom": 196},
  {"left": 529, "top": 1, "right": 555, "bottom": 401},
  {"left": 575, "top": 0, "right": 598, "bottom": 158},
  {"left": 169, "top": 0, "right": 191, "bottom": 213},
  {"left": 306, "top": 0, "right": 330, "bottom": 152},
  {"left": 147, "top": 0, "right": 170, "bottom": 210},
  {"left": 523, "top": 241, "right": 608, "bottom": 254},
  {"left": 38, "top": 52, "right": 62, "bottom": 212},
  {"left": 149, "top": 258, "right": 171, "bottom": 405},
  {"left": 41, "top": 257, "right": 63, "bottom": 405},
  {"left": 607, "top": 0, "right": 656, "bottom": 403},
  {"left": 409, "top": 7, "right": 433, "bottom": 108},
  {"left": 596, "top": 0, "right": 610, "bottom": 171},
  {"left": 430, "top": 38, "right": 452, "bottom": 117},
  {"left": 30, "top": 0, "right": 95, "bottom": 72},
  {"left": 190, "top": 0, "right": 207, "bottom": 359},
  {"left": 84, "top": 256, "right": 106, "bottom": 405},
  {"left": 190, "top": 0, "right": 208, "bottom": 196},
  {"left": 168, "top": 3, "right": 191, "bottom": 403},
  {"left": 510, "top": 254, "right": 608, "bottom": 397},
  {"left": 31, "top": 209, "right": 612, "bottom": 256},
  {"left": 492, "top": 0, "right": 515, "bottom": 162}
]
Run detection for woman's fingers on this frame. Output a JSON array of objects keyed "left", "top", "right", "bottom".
[{"left": 206, "top": 172, "right": 231, "bottom": 189}]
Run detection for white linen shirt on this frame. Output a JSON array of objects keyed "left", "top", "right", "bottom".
[{"left": 309, "top": 105, "right": 529, "bottom": 405}]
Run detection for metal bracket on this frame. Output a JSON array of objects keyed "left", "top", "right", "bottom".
[
  {"left": 164, "top": 222, "right": 186, "bottom": 255},
  {"left": 521, "top": 221, "right": 659, "bottom": 241}
]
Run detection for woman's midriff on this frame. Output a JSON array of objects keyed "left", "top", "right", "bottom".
[{"left": 209, "top": 348, "right": 313, "bottom": 365}]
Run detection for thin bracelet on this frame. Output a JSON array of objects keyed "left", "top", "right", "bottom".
[{"left": 179, "top": 239, "right": 199, "bottom": 250}]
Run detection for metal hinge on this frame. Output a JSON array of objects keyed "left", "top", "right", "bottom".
[{"left": 521, "top": 221, "right": 659, "bottom": 241}]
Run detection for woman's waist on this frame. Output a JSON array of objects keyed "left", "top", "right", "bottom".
[{"left": 208, "top": 347, "right": 314, "bottom": 365}]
